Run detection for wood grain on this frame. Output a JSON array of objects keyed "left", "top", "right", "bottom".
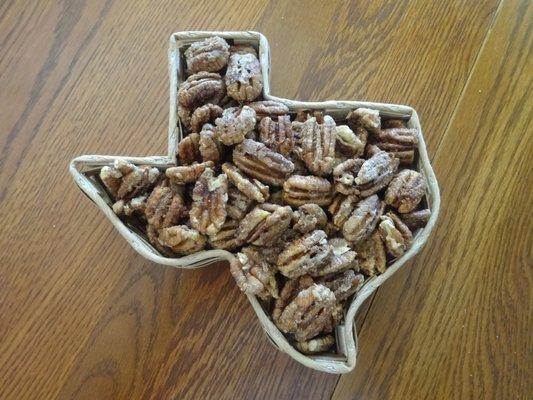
[{"left": 0, "top": 0, "right": 529, "bottom": 399}]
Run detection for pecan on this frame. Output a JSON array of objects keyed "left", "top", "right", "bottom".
[
  {"left": 292, "top": 203, "right": 327, "bottom": 234},
  {"left": 282, "top": 175, "right": 333, "bottom": 207},
  {"left": 372, "top": 128, "right": 419, "bottom": 165},
  {"left": 184, "top": 36, "right": 230, "bottom": 74},
  {"left": 355, "top": 151, "right": 399, "bottom": 197},
  {"left": 247, "top": 100, "right": 289, "bottom": 120},
  {"left": 258, "top": 115, "right": 293, "bottom": 156},
  {"left": 156, "top": 225, "right": 207, "bottom": 255},
  {"left": 328, "top": 194, "right": 358, "bottom": 228},
  {"left": 230, "top": 246, "right": 279, "bottom": 300},
  {"left": 100, "top": 159, "right": 161, "bottom": 200},
  {"left": 198, "top": 124, "right": 223, "bottom": 163},
  {"left": 177, "top": 132, "right": 201, "bottom": 165},
  {"left": 267, "top": 190, "right": 284, "bottom": 205},
  {"left": 336, "top": 125, "right": 367, "bottom": 157},
  {"left": 378, "top": 212, "right": 413, "bottom": 257},
  {"left": 145, "top": 182, "right": 187, "bottom": 229},
  {"left": 400, "top": 209, "right": 431, "bottom": 230},
  {"left": 165, "top": 161, "right": 214, "bottom": 184},
  {"left": 382, "top": 118, "right": 407, "bottom": 129},
  {"left": 178, "top": 105, "right": 192, "bottom": 130},
  {"left": 289, "top": 153, "right": 309, "bottom": 175},
  {"left": 225, "top": 45, "right": 263, "bottom": 102},
  {"left": 232, "top": 139, "right": 294, "bottom": 186},
  {"left": 333, "top": 158, "right": 364, "bottom": 195},
  {"left": 385, "top": 169, "right": 427, "bottom": 213},
  {"left": 208, "top": 218, "right": 242, "bottom": 250},
  {"left": 318, "top": 269, "right": 364, "bottom": 302},
  {"left": 312, "top": 238, "right": 357, "bottom": 277},
  {"left": 295, "top": 334, "right": 335, "bottom": 354},
  {"left": 178, "top": 72, "right": 225, "bottom": 109},
  {"left": 277, "top": 230, "right": 332, "bottom": 278},
  {"left": 342, "top": 195, "right": 384, "bottom": 244},
  {"left": 215, "top": 106, "right": 256, "bottom": 145},
  {"left": 355, "top": 231, "right": 387, "bottom": 276},
  {"left": 226, "top": 185, "right": 254, "bottom": 220},
  {"left": 347, "top": 107, "right": 381, "bottom": 133},
  {"left": 189, "top": 168, "right": 228, "bottom": 235},
  {"left": 273, "top": 275, "right": 315, "bottom": 323},
  {"left": 296, "top": 113, "right": 336, "bottom": 176},
  {"left": 112, "top": 195, "right": 147, "bottom": 217},
  {"left": 222, "top": 162, "right": 269, "bottom": 203},
  {"left": 237, "top": 203, "right": 292, "bottom": 246},
  {"left": 190, "top": 103, "right": 223, "bottom": 133},
  {"left": 146, "top": 224, "right": 176, "bottom": 257}
]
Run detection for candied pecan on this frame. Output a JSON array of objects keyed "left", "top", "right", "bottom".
[
  {"left": 189, "top": 168, "right": 228, "bottom": 235},
  {"left": 233, "top": 139, "right": 294, "bottom": 186},
  {"left": 328, "top": 194, "right": 358, "bottom": 228},
  {"left": 184, "top": 36, "right": 230, "bottom": 74},
  {"left": 215, "top": 106, "right": 256, "bottom": 145},
  {"left": 267, "top": 190, "right": 284, "bottom": 205},
  {"left": 177, "top": 132, "right": 201, "bottom": 165},
  {"left": 222, "top": 162, "right": 269, "bottom": 203},
  {"left": 156, "top": 225, "right": 207, "bottom": 255},
  {"left": 145, "top": 183, "right": 187, "bottom": 229},
  {"left": 355, "top": 151, "right": 399, "bottom": 197},
  {"left": 230, "top": 247, "right": 278, "bottom": 300},
  {"left": 226, "top": 185, "right": 254, "bottom": 220},
  {"left": 247, "top": 100, "right": 289, "bottom": 120},
  {"left": 382, "top": 118, "right": 407, "bottom": 129},
  {"left": 190, "top": 103, "right": 223, "bottom": 133},
  {"left": 347, "top": 108, "right": 381, "bottom": 133},
  {"left": 343, "top": 195, "right": 384, "bottom": 244},
  {"left": 372, "top": 128, "right": 419, "bottom": 165},
  {"left": 225, "top": 45, "right": 262, "bottom": 101},
  {"left": 208, "top": 218, "right": 242, "bottom": 250},
  {"left": 282, "top": 175, "right": 333, "bottom": 207},
  {"left": 312, "top": 238, "right": 357, "bottom": 277},
  {"left": 336, "top": 125, "right": 367, "bottom": 158},
  {"left": 146, "top": 224, "right": 175, "bottom": 257},
  {"left": 319, "top": 269, "right": 364, "bottom": 302},
  {"left": 198, "top": 124, "right": 223, "bottom": 163},
  {"left": 277, "top": 230, "right": 331, "bottom": 278},
  {"left": 273, "top": 276, "right": 315, "bottom": 323},
  {"left": 355, "top": 231, "right": 387, "bottom": 276},
  {"left": 292, "top": 204, "right": 327, "bottom": 234},
  {"left": 237, "top": 203, "right": 292, "bottom": 246},
  {"left": 258, "top": 115, "right": 293, "bottom": 156},
  {"left": 178, "top": 72, "right": 225, "bottom": 109},
  {"left": 100, "top": 159, "right": 161, "bottom": 200},
  {"left": 166, "top": 161, "right": 214, "bottom": 184},
  {"left": 385, "top": 169, "right": 427, "bottom": 213},
  {"left": 296, "top": 113, "right": 336, "bottom": 176},
  {"left": 333, "top": 158, "right": 364, "bottom": 195},
  {"left": 400, "top": 209, "right": 431, "bottom": 230},
  {"left": 378, "top": 212, "right": 413, "bottom": 258},
  {"left": 112, "top": 195, "right": 147, "bottom": 217},
  {"left": 295, "top": 334, "right": 335, "bottom": 354},
  {"left": 178, "top": 105, "right": 192, "bottom": 129}
]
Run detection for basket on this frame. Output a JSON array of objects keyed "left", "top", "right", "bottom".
[{"left": 70, "top": 31, "right": 440, "bottom": 373}]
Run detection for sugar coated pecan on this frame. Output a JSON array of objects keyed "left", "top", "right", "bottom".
[
  {"left": 355, "top": 151, "right": 399, "bottom": 197},
  {"left": 385, "top": 169, "right": 427, "bottom": 213},
  {"left": 189, "top": 168, "right": 228, "bottom": 235},
  {"left": 342, "top": 194, "right": 383, "bottom": 244},
  {"left": 328, "top": 194, "right": 358, "bottom": 228},
  {"left": 318, "top": 269, "right": 364, "bottom": 302},
  {"left": 166, "top": 161, "right": 214, "bottom": 184},
  {"left": 312, "top": 238, "right": 357, "bottom": 277},
  {"left": 347, "top": 107, "right": 381, "bottom": 133},
  {"left": 177, "top": 132, "right": 201, "bottom": 165},
  {"left": 215, "top": 106, "right": 256, "bottom": 145},
  {"left": 230, "top": 246, "right": 279, "bottom": 299},
  {"left": 295, "top": 334, "right": 335, "bottom": 354},
  {"left": 296, "top": 113, "right": 336, "bottom": 176},
  {"left": 333, "top": 158, "right": 364, "bottom": 195},
  {"left": 399, "top": 209, "right": 431, "bottom": 230},
  {"left": 208, "top": 218, "right": 242, "bottom": 250},
  {"left": 237, "top": 203, "right": 292, "bottom": 246},
  {"left": 378, "top": 211, "right": 413, "bottom": 258},
  {"left": 222, "top": 162, "right": 269, "bottom": 203},
  {"left": 355, "top": 231, "right": 387, "bottom": 276},
  {"left": 156, "top": 225, "right": 207, "bottom": 255},
  {"left": 145, "top": 181, "right": 187, "bottom": 229},
  {"left": 190, "top": 103, "right": 223, "bottom": 133},
  {"left": 226, "top": 185, "right": 254, "bottom": 220},
  {"left": 282, "top": 175, "right": 333, "bottom": 207},
  {"left": 258, "top": 115, "right": 293, "bottom": 156},
  {"left": 336, "top": 125, "right": 367, "bottom": 158},
  {"left": 372, "top": 128, "right": 419, "bottom": 165},
  {"left": 225, "top": 45, "right": 263, "bottom": 102},
  {"left": 184, "top": 36, "right": 230, "bottom": 74},
  {"left": 198, "top": 124, "right": 223, "bottom": 163},
  {"left": 100, "top": 158, "right": 161, "bottom": 200},
  {"left": 178, "top": 71, "right": 225, "bottom": 109},
  {"left": 292, "top": 203, "right": 327, "bottom": 234},
  {"left": 247, "top": 100, "right": 289, "bottom": 120}
]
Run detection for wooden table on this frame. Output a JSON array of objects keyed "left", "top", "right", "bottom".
[{"left": 0, "top": 1, "right": 530, "bottom": 399}]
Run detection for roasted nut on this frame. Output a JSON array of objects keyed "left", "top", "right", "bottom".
[
  {"left": 247, "top": 100, "right": 289, "bottom": 120},
  {"left": 336, "top": 125, "right": 367, "bottom": 157},
  {"left": 258, "top": 115, "right": 293, "bottom": 156},
  {"left": 157, "top": 225, "right": 207, "bottom": 255},
  {"left": 112, "top": 195, "right": 147, "bottom": 217},
  {"left": 273, "top": 275, "right": 315, "bottom": 323},
  {"left": 198, "top": 124, "right": 223, "bottom": 163},
  {"left": 355, "top": 151, "right": 399, "bottom": 197},
  {"left": 226, "top": 185, "right": 254, "bottom": 220},
  {"left": 166, "top": 161, "right": 214, "bottom": 184},
  {"left": 100, "top": 159, "right": 161, "bottom": 200},
  {"left": 215, "top": 106, "right": 256, "bottom": 145},
  {"left": 178, "top": 71, "right": 226, "bottom": 110},
  {"left": 190, "top": 103, "right": 223, "bottom": 133},
  {"left": 292, "top": 203, "right": 327, "bottom": 234},
  {"left": 347, "top": 108, "right": 381, "bottom": 133},
  {"left": 233, "top": 139, "right": 294, "bottom": 186},
  {"left": 319, "top": 269, "right": 364, "bottom": 302},
  {"left": 295, "top": 334, "right": 335, "bottom": 354},
  {"left": 237, "top": 204, "right": 292, "bottom": 246},
  {"left": 178, "top": 105, "right": 192, "bottom": 129},
  {"left": 400, "top": 209, "right": 431, "bottom": 230},
  {"left": 382, "top": 119, "right": 407, "bottom": 129},
  {"left": 177, "top": 132, "right": 201, "bottom": 165},
  {"left": 343, "top": 195, "right": 384, "bottom": 244},
  {"left": 328, "top": 194, "right": 358, "bottom": 228},
  {"left": 312, "top": 238, "right": 357, "bottom": 277},
  {"left": 296, "top": 113, "right": 336, "bottom": 176},
  {"left": 189, "top": 168, "right": 228, "bottom": 235},
  {"left": 184, "top": 36, "right": 230, "bottom": 74},
  {"left": 385, "top": 169, "right": 427, "bottom": 213},
  {"left": 372, "top": 128, "right": 419, "bottom": 165},
  {"left": 277, "top": 230, "right": 332, "bottom": 278},
  {"left": 225, "top": 45, "right": 263, "bottom": 102},
  {"left": 333, "top": 158, "right": 364, "bottom": 195},
  {"left": 282, "top": 175, "right": 333, "bottom": 207},
  {"left": 378, "top": 211, "right": 413, "bottom": 257},
  {"left": 222, "top": 162, "right": 269, "bottom": 203},
  {"left": 267, "top": 190, "right": 284, "bottom": 205},
  {"left": 146, "top": 224, "right": 176, "bottom": 257},
  {"left": 208, "top": 218, "right": 242, "bottom": 250},
  {"left": 145, "top": 182, "right": 187, "bottom": 229},
  {"left": 230, "top": 246, "right": 279, "bottom": 299},
  {"left": 355, "top": 231, "right": 387, "bottom": 276}
]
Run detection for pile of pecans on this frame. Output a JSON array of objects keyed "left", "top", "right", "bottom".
[{"left": 98, "top": 36, "right": 431, "bottom": 355}]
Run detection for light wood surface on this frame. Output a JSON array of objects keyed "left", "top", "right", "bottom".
[{"left": 0, "top": 0, "right": 530, "bottom": 399}]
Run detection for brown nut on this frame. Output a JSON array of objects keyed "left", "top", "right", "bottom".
[
  {"left": 215, "top": 106, "right": 256, "bottom": 146},
  {"left": 355, "top": 231, "right": 387, "bottom": 276},
  {"left": 229, "top": 246, "right": 279, "bottom": 300},
  {"left": 226, "top": 185, "right": 254, "bottom": 220},
  {"left": 258, "top": 115, "right": 293, "bottom": 156},
  {"left": 177, "top": 132, "right": 201, "bottom": 165},
  {"left": 378, "top": 211, "right": 413, "bottom": 258},
  {"left": 347, "top": 107, "right": 381, "bottom": 133},
  {"left": 222, "top": 162, "right": 269, "bottom": 203},
  {"left": 237, "top": 204, "right": 292, "bottom": 246},
  {"left": 333, "top": 158, "right": 364, "bottom": 195},
  {"left": 190, "top": 103, "right": 223, "bottom": 133},
  {"left": 355, "top": 151, "right": 399, "bottom": 197},
  {"left": 233, "top": 139, "right": 294, "bottom": 186},
  {"left": 382, "top": 119, "right": 407, "bottom": 129},
  {"left": 145, "top": 182, "right": 187, "bottom": 229},
  {"left": 318, "top": 269, "right": 364, "bottom": 302},
  {"left": 399, "top": 209, "right": 431, "bottom": 230},
  {"left": 178, "top": 105, "right": 192, "bottom": 130},
  {"left": 342, "top": 194, "right": 384, "bottom": 244},
  {"left": 272, "top": 275, "right": 315, "bottom": 323},
  {"left": 295, "top": 334, "right": 335, "bottom": 354},
  {"left": 247, "top": 100, "right": 289, "bottom": 120},
  {"left": 225, "top": 45, "right": 263, "bottom": 102},
  {"left": 198, "top": 124, "right": 223, "bottom": 164},
  {"left": 208, "top": 218, "right": 242, "bottom": 250},
  {"left": 277, "top": 230, "right": 332, "bottom": 278},
  {"left": 296, "top": 113, "right": 336, "bottom": 176},
  {"left": 112, "top": 195, "right": 147, "bottom": 217},
  {"left": 282, "top": 175, "right": 333, "bottom": 207},
  {"left": 328, "top": 193, "right": 359, "bottom": 228},
  {"left": 372, "top": 128, "right": 419, "bottom": 165},
  {"left": 178, "top": 71, "right": 226, "bottom": 109},
  {"left": 184, "top": 36, "right": 230, "bottom": 74},
  {"left": 166, "top": 161, "right": 214, "bottom": 184},
  {"left": 156, "top": 225, "right": 207, "bottom": 255},
  {"left": 189, "top": 168, "right": 228, "bottom": 235},
  {"left": 385, "top": 169, "right": 427, "bottom": 213},
  {"left": 292, "top": 204, "right": 327, "bottom": 234},
  {"left": 312, "top": 238, "right": 357, "bottom": 277},
  {"left": 336, "top": 125, "right": 367, "bottom": 158},
  {"left": 100, "top": 159, "right": 161, "bottom": 201}
]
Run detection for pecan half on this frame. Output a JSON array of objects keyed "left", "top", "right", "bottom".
[
  {"left": 282, "top": 175, "right": 333, "bottom": 207},
  {"left": 100, "top": 159, "right": 161, "bottom": 200},
  {"left": 208, "top": 218, "right": 242, "bottom": 250},
  {"left": 342, "top": 195, "right": 384, "bottom": 244},
  {"left": 145, "top": 181, "right": 187, "bottom": 229},
  {"left": 355, "top": 151, "right": 399, "bottom": 197},
  {"left": 166, "top": 161, "right": 214, "bottom": 184},
  {"left": 347, "top": 108, "right": 381, "bottom": 133},
  {"left": 296, "top": 113, "right": 336, "bottom": 176},
  {"left": 226, "top": 185, "right": 254, "bottom": 220},
  {"left": 273, "top": 275, "right": 315, "bottom": 323},
  {"left": 400, "top": 209, "right": 431, "bottom": 230},
  {"left": 222, "top": 162, "right": 269, "bottom": 203},
  {"left": 215, "top": 106, "right": 256, "bottom": 146},
  {"left": 328, "top": 194, "right": 358, "bottom": 228},
  {"left": 189, "top": 168, "right": 228, "bottom": 235},
  {"left": 112, "top": 195, "right": 147, "bottom": 217},
  {"left": 177, "top": 132, "right": 201, "bottom": 165},
  {"left": 318, "top": 269, "right": 364, "bottom": 302},
  {"left": 156, "top": 225, "right": 207, "bottom": 255},
  {"left": 385, "top": 169, "right": 427, "bottom": 213},
  {"left": 372, "top": 128, "right": 419, "bottom": 165},
  {"left": 198, "top": 124, "right": 223, "bottom": 163},
  {"left": 237, "top": 203, "right": 292, "bottom": 246},
  {"left": 178, "top": 71, "right": 225, "bottom": 109},
  {"left": 336, "top": 125, "right": 367, "bottom": 158},
  {"left": 225, "top": 45, "right": 263, "bottom": 102},
  {"left": 355, "top": 231, "right": 387, "bottom": 276},
  {"left": 233, "top": 139, "right": 294, "bottom": 186},
  {"left": 312, "top": 238, "right": 357, "bottom": 277},
  {"left": 190, "top": 103, "right": 223, "bottom": 133},
  {"left": 184, "top": 36, "right": 230, "bottom": 74},
  {"left": 333, "top": 158, "right": 364, "bottom": 195},
  {"left": 295, "top": 334, "right": 335, "bottom": 354},
  {"left": 258, "top": 115, "right": 293, "bottom": 156},
  {"left": 292, "top": 203, "right": 327, "bottom": 234},
  {"left": 378, "top": 211, "right": 413, "bottom": 257},
  {"left": 247, "top": 100, "right": 289, "bottom": 120}
]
